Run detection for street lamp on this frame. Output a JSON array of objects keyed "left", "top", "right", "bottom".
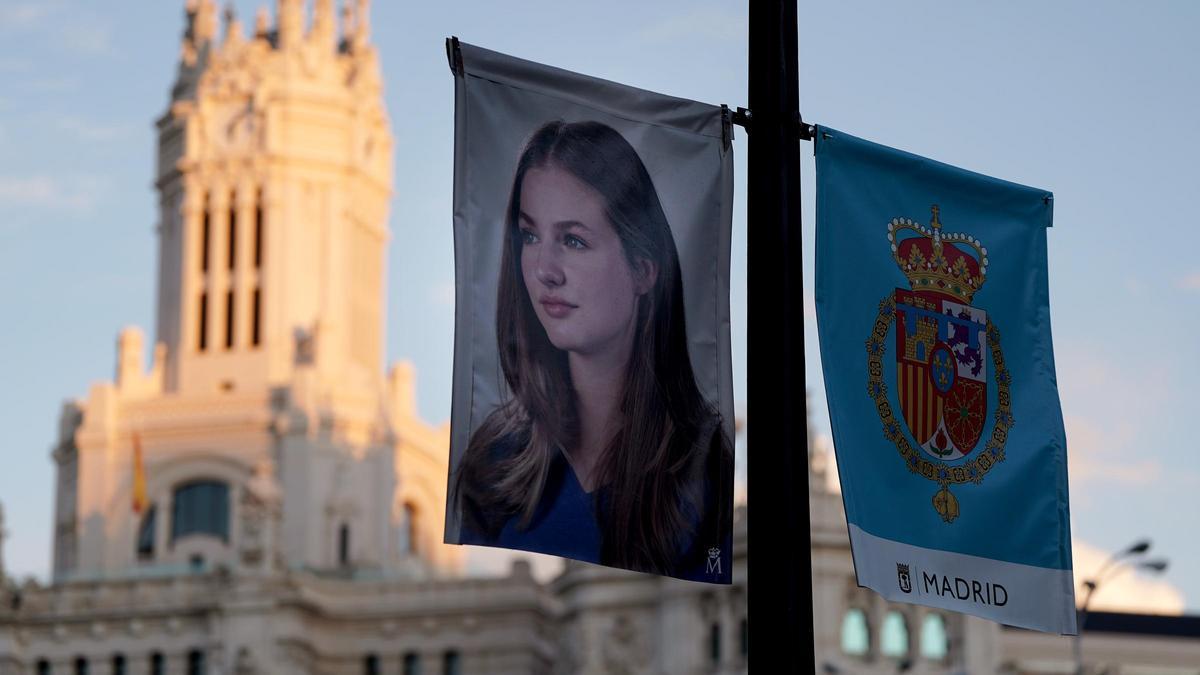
[{"left": 1073, "top": 539, "right": 1169, "bottom": 675}]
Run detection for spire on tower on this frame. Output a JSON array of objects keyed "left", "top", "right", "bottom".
[
  {"left": 223, "top": 3, "right": 245, "bottom": 48},
  {"left": 277, "top": 0, "right": 304, "bottom": 49},
  {"left": 254, "top": 6, "right": 270, "bottom": 40},
  {"left": 341, "top": 3, "right": 354, "bottom": 47},
  {"left": 195, "top": 0, "right": 219, "bottom": 45},
  {"left": 311, "top": 0, "right": 335, "bottom": 48},
  {"left": 351, "top": 0, "right": 371, "bottom": 49}
]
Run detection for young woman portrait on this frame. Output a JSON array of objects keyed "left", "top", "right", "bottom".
[{"left": 453, "top": 120, "right": 733, "bottom": 582}]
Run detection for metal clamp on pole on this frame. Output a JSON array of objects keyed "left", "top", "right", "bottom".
[
  {"left": 733, "top": 107, "right": 753, "bottom": 131},
  {"left": 797, "top": 113, "right": 815, "bottom": 141},
  {"left": 729, "top": 107, "right": 815, "bottom": 142}
]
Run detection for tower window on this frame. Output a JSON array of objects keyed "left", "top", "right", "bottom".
[
  {"left": 150, "top": 653, "right": 164, "bottom": 675},
  {"left": 920, "top": 612, "right": 949, "bottom": 661},
  {"left": 338, "top": 524, "right": 350, "bottom": 566},
  {"left": 112, "top": 654, "right": 127, "bottom": 675},
  {"left": 254, "top": 191, "right": 263, "bottom": 269},
  {"left": 841, "top": 608, "right": 869, "bottom": 656},
  {"left": 74, "top": 657, "right": 88, "bottom": 675},
  {"left": 403, "top": 502, "right": 419, "bottom": 556},
  {"left": 442, "top": 650, "right": 461, "bottom": 675},
  {"left": 187, "top": 649, "right": 205, "bottom": 675},
  {"left": 252, "top": 287, "right": 261, "bottom": 347},
  {"left": 171, "top": 480, "right": 229, "bottom": 542},
  {"left": 224, "top": 290, "right": 235, "bottom": 349},
  {"left": 402, "top": 653, "right": 421, "bottom": 675},
  {"left": 227, "top": 194, "right": 237, "bottom": 270},
  {"left": 36, "top": 659, "right": 50, "bottom": 675},
  {"left": 201, "top": 200, "right": 210, "bottom": 272},
  {"left": 881, "top": 610, "right": 910, "bottom": 658},
  {"left": 363, "top": 654, "right": 379, "bottom": 675},
  {"left": 198, "top": 292, "right": 208, "bottom": 351}
]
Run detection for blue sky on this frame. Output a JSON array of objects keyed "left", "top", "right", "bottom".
[{"left": 1, "top": 2, "right": 1197, "bottom": 612}]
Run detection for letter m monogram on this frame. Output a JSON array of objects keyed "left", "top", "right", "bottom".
[{"left": 706, "top": 547, "right": 722, "bottom": 575}]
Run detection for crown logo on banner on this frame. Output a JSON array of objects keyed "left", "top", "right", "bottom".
[{"left": 887, "top": 206, "right": 988, "bottom": 304}]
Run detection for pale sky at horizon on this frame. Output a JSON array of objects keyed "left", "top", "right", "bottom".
[{"left": 1, "top": 1, "right": 1198, "bottom": 615}]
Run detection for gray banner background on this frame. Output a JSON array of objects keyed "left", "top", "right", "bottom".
[{"left": 445, "top": 42, "right": 734, "bottom": 541}]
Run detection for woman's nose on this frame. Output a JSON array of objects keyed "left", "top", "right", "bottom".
[{"left": 535, "top": 247, "right": 565, "bottom": 287}]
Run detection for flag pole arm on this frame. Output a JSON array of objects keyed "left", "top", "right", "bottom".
[{"left": 729, "top": 106, "right": 815, "bottom": 141}]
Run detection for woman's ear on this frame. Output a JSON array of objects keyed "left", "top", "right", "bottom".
[{"left": 633, "top": 258, "right": 658, "bottom": 295}]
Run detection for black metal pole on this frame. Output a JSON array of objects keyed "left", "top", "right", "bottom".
[{"left": 747, "top": 0, "right": 814, "bottom": 671}]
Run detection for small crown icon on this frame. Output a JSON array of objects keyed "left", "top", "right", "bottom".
[
  {"left": 888, "top": 205, "right": 988, "bottom": 304},
  {"left": 707, "top": 547, "right": 721, "bottom": 560}
]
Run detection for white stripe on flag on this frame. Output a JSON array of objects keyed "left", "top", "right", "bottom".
[{"left": 848, "top": 524, "right": 1078, "bottom": 635}]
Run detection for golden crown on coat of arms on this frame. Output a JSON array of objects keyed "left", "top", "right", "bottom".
[{"left": 888, "top": 205, "right": 988, "bottom": 304}]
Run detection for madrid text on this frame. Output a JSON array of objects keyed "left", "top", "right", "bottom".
[{"left": 922, "top": 572, "right": 1008, "bottom": 607}]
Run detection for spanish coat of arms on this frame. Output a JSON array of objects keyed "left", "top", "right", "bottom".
[{"left": 865, "top": 206, "right": 1014, "bottom": 522}]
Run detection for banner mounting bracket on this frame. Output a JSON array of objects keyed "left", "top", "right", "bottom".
[{"left": 729, "top": 107, "right": 815, "bottom": 141}]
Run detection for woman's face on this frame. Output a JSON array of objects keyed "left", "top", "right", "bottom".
[{"left": 517, "top": 163, "right": 654, "bottom": 359}]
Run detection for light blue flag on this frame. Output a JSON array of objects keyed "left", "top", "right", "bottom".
[{"left": 815, "top": 127, "right": 1076, "bottom": 634}]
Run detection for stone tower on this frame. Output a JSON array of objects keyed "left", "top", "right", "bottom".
[{"left": 51, "top": 0, "right": 459, "bottom": 582}]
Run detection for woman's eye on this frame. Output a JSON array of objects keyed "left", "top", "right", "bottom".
[
  {"left": 520, "top": 229, "right": 539, "bottom": 245},
  {"left": 563, "top": 234, "right": 588, "bottom": 250}
]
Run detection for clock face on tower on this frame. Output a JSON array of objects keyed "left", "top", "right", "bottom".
[{"left": 213, "top": 101, "right": 262, "bottom": 153}]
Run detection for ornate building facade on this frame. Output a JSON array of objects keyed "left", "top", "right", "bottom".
[{"left": 0, "top": 3, "right": 1197, "bottom": 674}]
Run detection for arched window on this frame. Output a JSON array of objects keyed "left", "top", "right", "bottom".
[
  {"left": 840, "top": 608, "right": 869, "bottom": 656},
  {"left": 227, "top": 190, "right": 237, "bottom": 271},
  {"left": 920, "top": 612, "right": 949, "bottom": 661},
  {"left": 363, "top": 654, "right": 379, "bottom": 675},
  {"left": 224, "top": 289, "right": 235, "bottom": 349},
  {"left": 36, "top": 660, "right": 51, "bottom": 675},
  {"left": 403, "top": 502, "right": 419, "bottom": 556},
  {"left": 112, "top": 654, "right": 127, "bottom": 675},
  {"left": 402, "top": 652, "right": 421, "bottom": 675},
  {"left": 201, "top": 194, "right": 211, "bottom": 272},
  {"left": 442, "top": 650, "right": 461, "bottom": 675},
  {"left": 73, "top": 657, "right": 88, "bottom": 675},
  {"left": 881, "top": 610, "right": 910, "bottom": 658},
  {"left": 198, "top": 292, "right": 209, "bottom": 351},
  {"left": 339, "top": 524, "right": 351, "bottom": 566},
  {"left": 251, "top": 286, "right": 262, "bottom": 347},
  {"left": 137, "top": 506, "right": 156, "bottom": 560},
  {"left": 172, "top": 481, "right": 230, "bottom": 542},
  {"left": 187, "top": 649, "right": 205, "bottom": 675},
  {"left": 254, "top": 189, "right": 264, "bottom": 269},
  {"left": 150, "top": 653, "right": 164, "bottom": 675}
]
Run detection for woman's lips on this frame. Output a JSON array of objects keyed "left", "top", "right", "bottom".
[{"left": 539, "top": 298, "right": 577, "bottom": 319}]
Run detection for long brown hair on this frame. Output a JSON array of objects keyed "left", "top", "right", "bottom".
[{"left": 456, "top": 120, "right": 731, "bottom": 575}]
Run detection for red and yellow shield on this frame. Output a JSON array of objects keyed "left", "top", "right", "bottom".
[{"left": 893, "top": 289, "right": 987, "bottom": 461}]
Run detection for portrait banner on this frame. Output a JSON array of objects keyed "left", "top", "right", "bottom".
[
  {"left": 815, "top": 127, "right": 1077, "bottom": 634},
  {"left": 443, "top": 40, "right": 735, "bottom": 584}
]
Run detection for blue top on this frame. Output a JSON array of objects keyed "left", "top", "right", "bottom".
[
  {"left": 457, "top": 433, "right": 732, "bottom": 584},
  {"left": 478, "top": 451, "right": 603, "bottom": 564}
]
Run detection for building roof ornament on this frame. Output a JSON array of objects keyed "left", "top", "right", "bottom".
[
  {"left": 276, "top": 0, "right": 304, "bottom": 50},
  {"left": 351, "top": 0, "right": 371, "bottom": 50},
  {"left": 254, "top": 6, "right": 270, "bottom": 40},
  {"left": 222, "top": 3, "right": 244, "bottom": 49}
]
